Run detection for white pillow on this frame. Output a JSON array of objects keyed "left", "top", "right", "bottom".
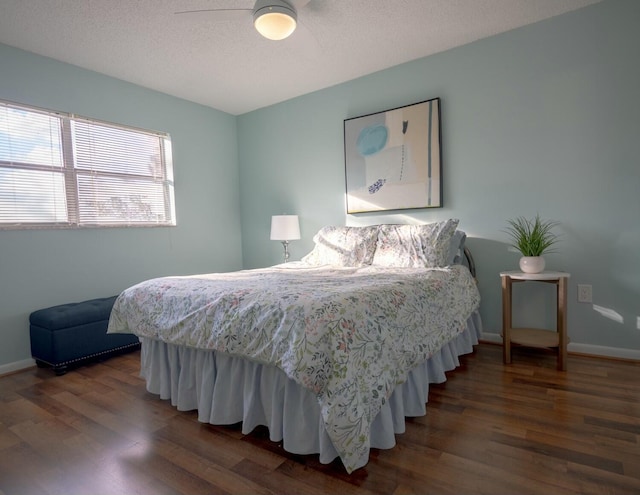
[
  {"left": 372, "top": 219, "right": 460, "bottom": 268},
  {"left": 301, "top": 225, "right": 379, "bottom": 267}
]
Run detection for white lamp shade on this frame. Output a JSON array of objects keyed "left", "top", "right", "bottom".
[
  {"left": 270, "top": 215, "right": 300, "bottom": 241},
  {"left": 253, "top": 0, "right": 297, "bottom": 40}
]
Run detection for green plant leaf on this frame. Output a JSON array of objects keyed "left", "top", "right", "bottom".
[{"left": 503, "top": 214, "right": 560, "bottom": 256}]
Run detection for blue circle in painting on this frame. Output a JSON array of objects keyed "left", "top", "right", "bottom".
[{"left": 357, "top": 124, "right": 388, "bottom": 156}]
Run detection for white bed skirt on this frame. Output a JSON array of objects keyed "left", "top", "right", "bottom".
[{"left": 139, "top": 311, "right": 482, "bottom": 472}]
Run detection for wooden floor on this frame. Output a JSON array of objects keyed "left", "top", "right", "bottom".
[{"left": 0, "top": 343, "right": 638, "bottom": 495}]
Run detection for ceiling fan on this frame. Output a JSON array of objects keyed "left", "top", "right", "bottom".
[{"left": 175, "top": 0, "right": 312, "bottom": 41}]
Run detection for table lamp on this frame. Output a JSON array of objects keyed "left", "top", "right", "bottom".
[{"left": 270, "top": 214, "right": 300, "bottom": 263}]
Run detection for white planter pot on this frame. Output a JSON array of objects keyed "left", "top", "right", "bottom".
[{"left": 519, "top": 256, "right": 545, "bottom": 274}]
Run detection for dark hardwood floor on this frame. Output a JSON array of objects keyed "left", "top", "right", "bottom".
[{"left": 1, "top": 343, "right": 638, "bottom": 495}]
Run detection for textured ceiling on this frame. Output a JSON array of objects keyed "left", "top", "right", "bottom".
[{"left": 0, "top": 0, "right": 601, "bottom": 115}]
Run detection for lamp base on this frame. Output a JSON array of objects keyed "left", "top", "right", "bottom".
[{"left": 281, "top": 240, "right": 290, "bottom": 263}]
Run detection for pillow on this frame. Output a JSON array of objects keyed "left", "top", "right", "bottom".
[
  {"left": 446, "top": 230, "right": 467, "bottom": 265},
  {"left": 301, "top": 225, "right": 379, "bottom": 267},
  {"left": 372, "top": 219, "right": 460, "bottom": 268}
]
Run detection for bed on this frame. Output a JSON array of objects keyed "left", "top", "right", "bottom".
[{"left": 107, "top": 219, "right": 482, "bottom": 473}]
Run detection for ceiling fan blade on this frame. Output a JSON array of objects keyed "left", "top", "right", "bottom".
[{"left": 174, "top": 8, "right": 251, "bottom": 21}]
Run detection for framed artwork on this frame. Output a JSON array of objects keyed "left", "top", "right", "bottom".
[{"left": 343, "top": 98, "right": 442, "bottom": 214}]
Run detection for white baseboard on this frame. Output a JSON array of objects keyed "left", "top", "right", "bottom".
[
  {"left": 479, "top": 332, "right": 503, "bottom": 345},
  {"left": 567, "top": 342, "right": 640, "bottom": 361},
  {"left": 480, "top": 332, "right": 640, "bottom": 361},
  {"left": 0, "top": 358, "right": 36, "bottom": 377}
]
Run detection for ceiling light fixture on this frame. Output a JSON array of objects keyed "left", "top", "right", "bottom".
[{"left": 253, "top": 0, "right": 297, "bottom": 41}]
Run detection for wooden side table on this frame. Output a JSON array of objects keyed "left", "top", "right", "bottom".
[{"left": 500, "top": 271, "right": 570, "bottom": 371}]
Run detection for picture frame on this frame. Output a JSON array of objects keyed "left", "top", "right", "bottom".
[{"left": 343, "top": 98, "right": 442, "bottom": 214}]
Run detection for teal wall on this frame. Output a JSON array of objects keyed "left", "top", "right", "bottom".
[
  {"left": 238, "top": 0, "right": 640, "bottom": 354},
  {"left": 1, "top": 0, "right": 638, "bottom": 369},
  {"left": 0, "top": 45, "right": 242, "bottom": 369}
]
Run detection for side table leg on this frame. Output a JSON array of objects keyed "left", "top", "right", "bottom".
[
  {"left": 558, "top": 276, "right": 568, "bottom": 371},
  {"left": 502, "top": 275, "right": 512, "bottom": 364}
]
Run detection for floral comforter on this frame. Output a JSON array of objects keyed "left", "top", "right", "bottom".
[{"left": 107, "top": 263, "right": 480, "bottom": 472}]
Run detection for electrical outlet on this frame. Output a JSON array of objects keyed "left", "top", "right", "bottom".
[{"left": 577, "top": 284, "right": 592, "bottom": 303}]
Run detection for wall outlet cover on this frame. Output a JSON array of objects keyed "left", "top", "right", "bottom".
[{"left": 578, "top": 284, "right": 593, "bottom": 303}]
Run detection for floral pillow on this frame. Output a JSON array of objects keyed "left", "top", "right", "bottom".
[
  {"left": 372, "top": 219, "right": 460, "bottom": 268},
  {"left": 301, "top": 226, "right": 379, "bottom": 267}
]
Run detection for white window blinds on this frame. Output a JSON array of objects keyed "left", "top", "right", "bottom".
[{"left": 0, "top": 100, "right": 176, "bottom": 229}]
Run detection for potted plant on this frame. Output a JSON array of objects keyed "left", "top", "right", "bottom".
[{"left": 504, "top": 214, "right": 559, "bottom": 273}]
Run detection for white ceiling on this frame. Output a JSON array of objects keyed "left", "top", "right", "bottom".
[{"left": 0, "top": 0, "right": 601, "bottom": 115}]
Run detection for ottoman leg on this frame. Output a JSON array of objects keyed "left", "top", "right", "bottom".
[{"left": 54, "top": 365, "right": 68, "bottom": 376}]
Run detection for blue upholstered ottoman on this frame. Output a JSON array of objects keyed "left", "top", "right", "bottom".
[{"left": 29, "top": 296, "right": 140, "bottom": 375}]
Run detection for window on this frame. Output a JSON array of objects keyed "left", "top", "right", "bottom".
[{"left": 0, "top": 100, "right": 175, "bottom": 229}]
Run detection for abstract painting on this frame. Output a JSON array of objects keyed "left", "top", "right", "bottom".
[{"left": 344, "top": 98, "right": 442, "bottom": 213}]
